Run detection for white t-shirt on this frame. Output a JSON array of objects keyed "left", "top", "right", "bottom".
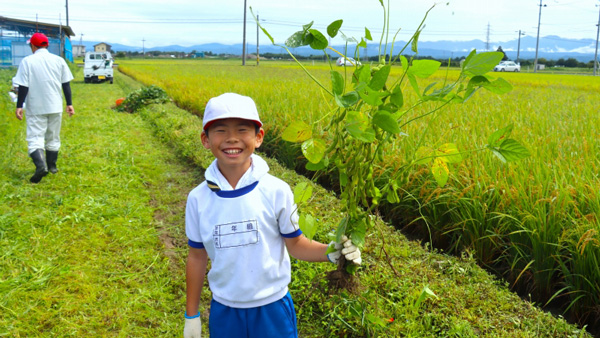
[
  {"left": 186, "top": 154, "right": 302, "bottom": 308},
  {"left": 13, "top": 48, "right": 74, "bottom": 115}
]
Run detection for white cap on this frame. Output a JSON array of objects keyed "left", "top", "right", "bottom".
[{"left": 203, "top": 93, "right": 262, "bottom": 131}]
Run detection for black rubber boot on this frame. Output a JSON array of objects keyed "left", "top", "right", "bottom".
[
  {"left": 30, "top": 149, "right": 48, "bottom": 183},
  {"left": 46, "top": 150, "right": 59, "bottom": 174}
]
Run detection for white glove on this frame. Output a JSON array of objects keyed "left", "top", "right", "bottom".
[
  {"left": 327, "top": 235, "right": 362, "bottom": 265},
  {"left": 184, "top": 316, "right": 201, "bottom": 338}
]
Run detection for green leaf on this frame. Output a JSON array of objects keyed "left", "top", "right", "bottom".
[
  {"left": 464, "top": 75, "right": 489, "bottom": 99},
  {"left": 302, "top": 21, "right": 314, "bottom": 31},
  {"left": 285, "top": 22, "right": 314, "bottom": 48},
  {"left": 481, "top": 77, "right": 513, "bottom": 94},
  {"left": 409, "top": 59, "right": 441, "bottom": 78},
  {"left": 390, "top": 85, "right": 404, "bottom": 108},
  {"left": 335, "top": 92, "right": 359, "bottom": 108},
  {"left": 301, "top": 138, "right": 326, "bottom": 164},
  {"left": 349, "top": 218, "right": 366, "bottom": 247},
  {"left": 327, "top": 20, "right": 343, "bottom": 38},
  {"left": 355, "top": 82, "right": 385, "bottom": 107},
  {"left": 386, "top": 188, "right": 399, "bottom": 204},
  {"left": 308, "top": 29, "right": 328, "bottom": 50},
  {"left": 358, "top": 38, "right": 367, "bottom": 48},
  {"left": 431, "top": 158, "right": 449, "bottom": 187},
  {"left": 331, "top": 70, "right": 344, "bottom": 95},
  {"left": 411, "top": 30, "right": 421, "bottom": 53},
  {"left": 462, "top": 49, "right": 477, "bottom": 71},
  {"left": 424, "top": 286, "right": 439, "bottom": 299},
  {"left": 353, "top": 65, "right": 371, "bottom": 84},
  {"left": 335, "top": 217, "right": 348, "bottom": 243},
  {"left": 345, "top": 110, "right": 376, "bottom": 143},
  {"left": 299, "top": 213, "right": 317, "bottom": 240},
  {"left": 435, "top": 143, "right": 462, "bottom": 163},
  {"left": 488, "top": 124, "right": 514, "bottom": 147},
  {"left": 369, "top": 65, "right": 391, "bottom": 91},
  {"left": 415, "top": 146, "right": 433, "bottom": 165},
  {"left": 407, "top": 73, "right": 421, "bottom": 97},
  {"left": 325, "top": 242, "right": 337, "bottom": 255},
  {"left": 365, "top": 27, "right": 373, "bottom": 41},
  {"left": 339, "top": 171, "right": 348, "bottom": 187},
  {"left": 285, "top": 31, "right": 307, "bottom": 48},
  {"left": 495, "top": 139, "right": 530, "bottom": 162},
  {"left": 293, "top": 182, "right": 313, "bottom": 204},
  {"left": 463, "top": 51, "right": 504, "bottom": 76},
  {"left": 467, "top": 75, "right": 490, "bottom": 87},
  {"left": 305, "top": 159, "right": 326, "bottom": 171},
  {"left": 282, "top": 121, "right": 312, "bottom": 142},
  {"left": 336, "top": 95, "right": 357, "bottom": 108},
  {"left": 373, "top": 110, "right": 400, "bottom": 134},
  {"left": 400, "top": 55, "right": 409, "bottom": 72}
]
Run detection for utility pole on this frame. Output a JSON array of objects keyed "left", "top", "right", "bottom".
[
  {"left": 142, "top": 38, "right": 145, "bottom": 58},
  {"left": 79, "top": 33, "right": 84, "bottom": 57},
  {"left": 534, "top": 0, "right": 546, "bottom": 73},
  {"left": 256, "top": 14, "right": 260, "bottom": 66},
  {"left": 594, "top": 4, "right": 600, "bottom": 76},
  {"left": 65, "top": 0, "right": 69, "bottom": 27},
  {"left": 485, "top": 22, "right": 490, "bottom": 51},
  {"left": 516, "top": 30, "right": 525, "bottom": 64},
  {"left": 242, "top": 0, "right": 247, "bottom": 66}
]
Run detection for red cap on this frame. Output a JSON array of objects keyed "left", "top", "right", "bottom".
[{"left": 27, "top": 33, "right": 49, "bottom": 47}]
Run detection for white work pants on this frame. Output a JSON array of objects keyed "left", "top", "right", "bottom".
[{"left": 26, "top": 113, "right": 62, "bottom": 154}]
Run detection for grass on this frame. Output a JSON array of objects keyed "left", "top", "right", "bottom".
[
  {"left": 0, "top": 67, "right": 201, "bottom": 336},
  {"left": 0, "top": 64, "right": 592, "bottom": 336}
]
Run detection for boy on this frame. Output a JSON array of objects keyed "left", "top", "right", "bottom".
[{"left": 184, "top": 93, "right": 361, "bottom": 337}]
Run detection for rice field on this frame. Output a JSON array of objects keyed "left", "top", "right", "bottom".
[{"left": 117, "top": 58, "right": 600, "bottom": 329}]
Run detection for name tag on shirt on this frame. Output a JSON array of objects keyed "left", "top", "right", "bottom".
[{"left": 214, "top": 220, "right": 258, "bottom": 249}]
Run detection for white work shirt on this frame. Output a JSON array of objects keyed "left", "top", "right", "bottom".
[
  {"left": 186, "top": 154, "right": 303, "bottom": 308},
  {"left": 13, "top": 48, "right": 74, "bottom": 115}
]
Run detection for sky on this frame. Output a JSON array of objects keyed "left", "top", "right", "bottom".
[{"left": 3, "top": 0, "right": 600, "bottom": 48}]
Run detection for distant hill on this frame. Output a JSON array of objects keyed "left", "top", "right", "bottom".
[{"left": 78, "top": 35, "right": 599, "bottom": 62}]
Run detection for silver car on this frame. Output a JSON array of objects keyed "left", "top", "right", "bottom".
[
  {"left": 336, "top": 57, "right": 361, "bottom": 66},
  {"left": 494, "top": 61, "right": 520, "bottom": 72}
]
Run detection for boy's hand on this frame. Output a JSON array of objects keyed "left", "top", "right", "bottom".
[
  {"left": 327, "top": 235, "right": 362, "bottom": 265},
  {"left": 184, "top": 316, "right": 201, "bottom": 338}
]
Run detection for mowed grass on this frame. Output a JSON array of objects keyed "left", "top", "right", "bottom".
[
  {"left": 118, "top": 58, "right": 600, "bottom": 329},
  {"left": 0, "top": 67, "right": 202, "bottom": 336}
]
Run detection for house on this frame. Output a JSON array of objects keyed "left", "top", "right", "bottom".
[
  {"left": 72, "top": 45, "right": 85, "bottom": 57},
  {"left": 94, "top": 42, "right": 111, "bottom": 53}
]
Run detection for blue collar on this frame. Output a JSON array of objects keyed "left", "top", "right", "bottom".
[{"left": 215, "top": 181, "right": 259, "bottom": 198}]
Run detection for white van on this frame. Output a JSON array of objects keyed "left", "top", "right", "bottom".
[{"left": 84, "top": 51, "right": 114, "bottom": 83}]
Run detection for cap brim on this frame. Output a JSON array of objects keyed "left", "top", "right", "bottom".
[{"left": 203, "top": 119, "right": 262, "bottom": 131}]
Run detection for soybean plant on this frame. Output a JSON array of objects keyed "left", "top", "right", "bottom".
[{"left": 253, "top": 1, "right": 529, "bottom": 276}]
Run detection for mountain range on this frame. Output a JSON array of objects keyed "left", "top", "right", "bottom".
[{"left": 80, "top": 35, "right": 599, "bottom": 62}]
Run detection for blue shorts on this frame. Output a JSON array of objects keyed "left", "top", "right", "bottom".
[{"left": 209, "top": 292, "right": 298, "bottom": 337}]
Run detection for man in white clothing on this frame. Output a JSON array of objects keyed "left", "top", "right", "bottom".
[{"left": 13, "top": 32, "right": 75, "bottom": 183}]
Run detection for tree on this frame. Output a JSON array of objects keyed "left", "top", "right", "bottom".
[
  {"left": 496, "top": 46, "right": 508, "bottom": 61},
  {"left": 564, "top": 58, "right": 578, "bottom": 67}
]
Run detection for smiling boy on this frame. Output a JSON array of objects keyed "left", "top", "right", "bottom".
[{"left": 183, "top": 93, "right": 361, "bottom": 337}]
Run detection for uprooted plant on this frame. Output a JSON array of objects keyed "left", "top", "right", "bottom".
[{"left": 252, "top": 1, "right": 529, "bottom": 286}]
